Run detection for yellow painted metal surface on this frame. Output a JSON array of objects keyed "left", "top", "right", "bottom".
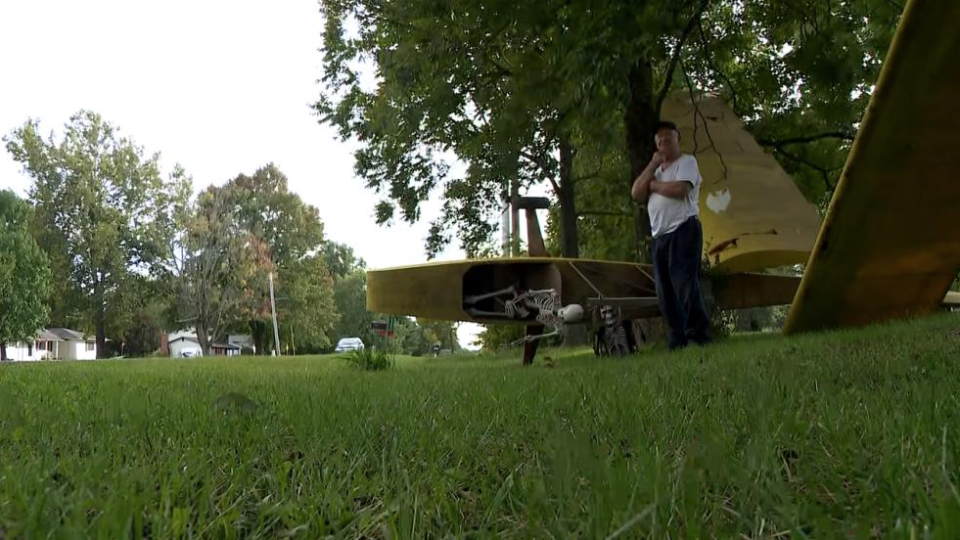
[
  {"left": 661, "top": 93, "right": 823, "bottom": 274},
  {"left": 785, "top": 0, "right": 960, "bottom": 333},
  {"left": 367, "top": 256, "right": 801, "bottom": 324},
  {"left": 367, "top": 257, "right": 655, "bottom": 324}
]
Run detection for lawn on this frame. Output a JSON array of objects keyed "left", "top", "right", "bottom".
[{"left": 2, "top": 313, "right": 960, "bottom": 538}]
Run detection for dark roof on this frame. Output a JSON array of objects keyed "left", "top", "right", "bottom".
[
  {"left": 41, "top": 328, "right": 91, "bottom": 341},
  {"left": 169, "top": 336, "right": 200, "bottom": 344},
  {"left": 37, "top": 330, "right": 62, "bottom": 341},
  {"left": 211, "top": 343, "right": 241, "bottom": 350}
]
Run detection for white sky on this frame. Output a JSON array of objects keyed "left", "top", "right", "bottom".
[{"left": 0, "top": 0, "right": 495, "bottom": 348}]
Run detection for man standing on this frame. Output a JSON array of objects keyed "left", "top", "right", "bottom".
[{"left": 631, "top": 120, "right": 711, "bottom": 350}]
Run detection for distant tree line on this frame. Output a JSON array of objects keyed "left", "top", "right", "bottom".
[{"left": 2, "top": 111, "right": 458, "bottom": 358}]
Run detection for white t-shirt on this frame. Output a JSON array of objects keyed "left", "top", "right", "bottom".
[{"left": 648, "top": 154, "right": 702, "bottom": 238}]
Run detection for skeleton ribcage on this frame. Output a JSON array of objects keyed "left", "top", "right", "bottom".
[
  {"left": 606, "top": 324, "right": 629, "bottom": 355},
  {"left": 529, "top": 290, "right": 560, "bottom": 327}
]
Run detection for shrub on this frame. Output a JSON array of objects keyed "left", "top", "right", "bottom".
[{"left": 341, "top": 348, "right": 393, "bottom": 371}]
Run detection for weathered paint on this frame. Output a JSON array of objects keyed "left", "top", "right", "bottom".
[{"left": 785, "top": 0, "right": 960, "bottom": 333}]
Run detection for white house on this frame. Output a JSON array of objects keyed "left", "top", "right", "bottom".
[
  {"left": 48, "top": 328, "right": 97, "bottom": 360},
  {"left": 168, "top": 329, "right": 241, "bottom": 358},
  {"left": 228, "top": 334, "right": 255, "bottom": 354},
  {"left": 3, "top": 328, "right": 97, "bottom": 361}
]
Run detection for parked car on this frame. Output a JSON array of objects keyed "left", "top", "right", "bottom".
[
  {"left": 334, "top": 337, "right": 365, "bottom": 352},
  {"left": 179, "top": 347, "right": 203, "bottom": 358}
]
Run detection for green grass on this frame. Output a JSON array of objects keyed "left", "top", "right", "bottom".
[{"left": 1, "top": 313, "right": 960, "bottom": 538}]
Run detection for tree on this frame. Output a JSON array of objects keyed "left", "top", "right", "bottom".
[
  {"left": 317, "top": 0, "right": 600, "bottom": 259},
  {"left": 177, "top": 187, "right": 274, "bottom": 356},
  {"left": 122, "top": 307, "right": 163, "bottom": 357},
  {"left": 320, "top": 240, "right": 365, "bottom": 279},
  {"left": 0, "top": 190, "right": 51, "bottom": 361},
  {"left": 330, "top": 269, "right": 376, "bottom": 347},
  {"left": 5, "top": 111, "right": 190, "bottom": 357},
  {"left": 416, "top": 319, "right": 461, "bottom": 353},
  {"left": 317, "top": 0, "right": 903, "bottom": 262},
  {"left": 213, "top": 164, "right": 328, "bottom": 353},
  {"left": 277, "top": 255, "right": 339, "bottom": 354}
]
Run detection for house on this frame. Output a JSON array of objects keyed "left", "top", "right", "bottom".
[
  {"left": 228, "top": 334, "right": 256, "bottom": 354},
  {"left": 167, "top": 329, "right": 241, "bottom": 358},
  {"left": 211, "top": 342, "right": 241, "bottom": 356},
  {"left": 3, "top": 328, "right": 97, "bottom": 361},
  {"left": 167, "top": 334, "right": 203, "bottom": 358}
]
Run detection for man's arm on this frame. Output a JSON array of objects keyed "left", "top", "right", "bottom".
[
  {"left": 631, "top": 152, "right": 663, "bottom": 203},
  {"left": 650, "top": 179, "right": 692, "bottom": 199},
  {"left": 650, "top": 156, "right": 699, "bottom": 200}
]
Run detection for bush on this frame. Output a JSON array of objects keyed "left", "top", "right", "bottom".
[{"left": 341, "top": 348, "right": 393, "bottom": 371}]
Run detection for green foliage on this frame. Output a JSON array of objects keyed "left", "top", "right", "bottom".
[
  {"left": 318, "top": 0, "right": 905, "bottom": 260},
  {"left": 330, "top": 269, "right": 376, "bottom": 347},
  {"left": 320, "top": 240, "right": 365, "bottom": 280},
  {"left": 412, "top": 319, "right": 461, "bottom": 354},
  {"left": 177, "top": 186, "right": 274, "bottom": 355},
  {"left": 122, "top": 309, "right": 163, "bottom": 358},
  {"left": 217, "top": 164, "right": 325, "bottom": 266},
  {"left": 208, "top": 164, "right": 333, "bottom": 354},
  {"left": 472, "top": 324, "right": 527, "bottom": 351},
  {"left": 4, "top": 111, "right": 190, "bottom": 355},
  {"left": 278, "top": 255, "right": 339, "bottom": 353},
  {"left": 341, "top": 347, "right": 393, "bottom": 371},
  {"left": 0, "top": 190, "right": 51, "bottom": 357}
]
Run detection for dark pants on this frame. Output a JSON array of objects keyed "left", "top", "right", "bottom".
[{"left": 651, "top": 216, "right": 711, "bottom": 350}]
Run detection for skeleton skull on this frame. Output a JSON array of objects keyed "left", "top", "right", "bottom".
[
  {"left": 600, "top": 305, "right": 620, "bottom": 326},
  {"left": 558, "top": 304, "right": 584, "bottom": 323}
]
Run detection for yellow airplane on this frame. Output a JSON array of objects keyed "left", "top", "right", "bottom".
[{"left": 367, "top": 0, "right": 960, "bottom": 363}]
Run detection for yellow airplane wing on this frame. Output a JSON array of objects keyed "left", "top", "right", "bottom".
[
  {"left": 367, "top": 256, "right": 801, "bottom": 324},
  {"left": 785, "top": 0, "right": 960, "bottom": 333}
]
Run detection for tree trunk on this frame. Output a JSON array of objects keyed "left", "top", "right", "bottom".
[
  {"left": 558, "top": 137, "right": 579, "bottom": 259},
  {"left": 250, "top": 320, "right": 268, "bottom": 355},
  {"left": 624, "top": 57, "right": 657, "bottom": 264},
  {"left": 0, "top": 342, "right": 6, "bottom": 361},
  {"left": 196, "top": 325, "right": 212, "bottom": 356},
  {"left": 557, "top": 136, "right": 589, "bottom": 346},
  {"left": 624, "top": 56, "right": 667, "bottom": 346}
]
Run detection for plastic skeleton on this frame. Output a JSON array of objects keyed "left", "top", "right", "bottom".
[
  {"left": 597, "top": 305, "right": 631, "bottom": 357},
  {"left": 464, "top": 286, "right": 583, "bottom": 343}
]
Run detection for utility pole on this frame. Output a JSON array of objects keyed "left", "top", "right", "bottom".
[
  {"left": 501, "top": 187, "right": 510, "bottom": 257},
  {"left": 269, "top": 272, "right": 281, "bottom": 356},
  {"left": 510, "top": 179, "right": 520, "bottom": 256}
]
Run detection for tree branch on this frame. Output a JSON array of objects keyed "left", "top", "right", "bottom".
[
  {"left": 681, "top": 57, "right": 729, "bottom": 181},
  {"left": 570, "top": 170, "right": 602, "bottom": 185},
  {"left": 757, "top": 131, "right": 856, "bottom": 147},
  {"left": 697, "top": 18, "right": 742, "bottom": 115},
  {"left": 770, "top": 145, "right": 843, "bottom": 193},
  {"left": 656, "top": 0, "right": 711, "bottom": 113},
  {"left": 520, "top": 150, "right": 561, "bottom": 194},
  {"left": 578, "top": 210, "right": 633, "bottom": 218}
]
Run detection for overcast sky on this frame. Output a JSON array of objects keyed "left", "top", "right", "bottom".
[{"left": 0, "top": 0, "right": 490, "bottom": 346}]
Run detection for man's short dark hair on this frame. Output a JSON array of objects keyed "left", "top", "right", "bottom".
[{"left": 654, "top": 120, "right": 678, "bottom": 134}]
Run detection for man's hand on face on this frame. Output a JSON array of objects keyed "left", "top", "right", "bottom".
[{"left": 650, "top": 151, "right": 665, "bottom": 168}]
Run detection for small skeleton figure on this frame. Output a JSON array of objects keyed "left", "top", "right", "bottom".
[
  {"left": 594, "top": 304, "right": 637, "bottom": 357},
  {"left": 464, "top": 286, "right": 583, "bottom": 343}
]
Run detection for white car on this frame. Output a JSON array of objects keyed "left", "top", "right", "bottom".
[
  {"left": 334, "top": 337, "right": 365, "bottom": 352},
  {"left": 179, "top": 347, "right": 203, "bottom": 358}
]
